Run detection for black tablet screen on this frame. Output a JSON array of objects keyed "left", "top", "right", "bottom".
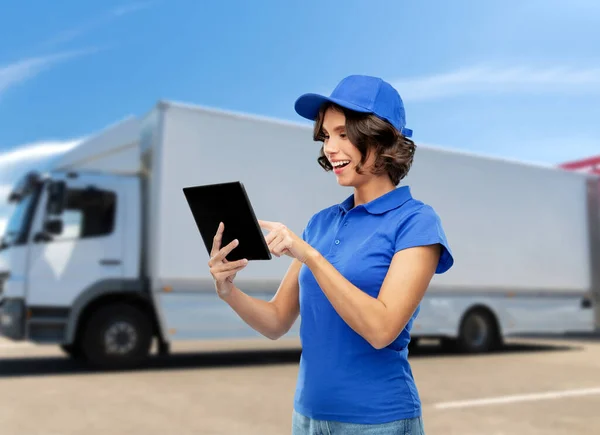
[{"left": 183, "top": 181, "right": 271, "bottom": 261}]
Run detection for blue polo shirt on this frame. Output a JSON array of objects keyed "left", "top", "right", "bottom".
[{"left": 294, "top": 185, "right": 453, "bottom": 424}]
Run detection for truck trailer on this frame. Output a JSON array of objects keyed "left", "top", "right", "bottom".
[{"left": 0, "top": 100, "right": 598, "bottom": 368}]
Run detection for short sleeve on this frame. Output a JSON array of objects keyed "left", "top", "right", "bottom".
[
  {"left": 301, "top": 226, "right": 308, "bottom": 242},
  {"left": 301, "top": 213, "right": 317, "bottom": 243},
  {"left": 395, "top": 205, "right": 454, "bottom": 274}
]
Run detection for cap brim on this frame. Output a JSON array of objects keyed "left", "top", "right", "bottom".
[{"left": 294, "top": 93, "right": 371, "bottom": 121}]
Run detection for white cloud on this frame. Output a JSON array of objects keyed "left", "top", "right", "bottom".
[
  {"left": 1, "top": 2, "right": 152, "bottom": 96},
  {"left": 0, "top": 139, "right": 82, "bottom": 233},
  {"left": 112, "top": 1, "right": 155, "bottom": 17},
  {"left": 393, "top": 65, "right": 600, "bottom": 101},
  {"left": 0, "top": 185, "right": 11, "bottom": 200},
  {"left": 499, "top": 136, "right": 600, "bottom": 166},
  {"left": 0, "top": 218, "right": 6, "bottom": 236},
  {"left": 420, "top": 135, "right": 600, "bottom": 169},
  {"left": 0, "top": 49, "right": 98, "bottom": 101},
  {"left": 0, "top": 138, "right": 82, "bottom": 194},
  {"left": 0, "top": 184, "right": 11, "bottom": 198},
  {"left": 0, "top": 139, "right": 82, "bottom": 168},
  {"left": 41, "top": 2, "right": 155, "bottom": 48}
]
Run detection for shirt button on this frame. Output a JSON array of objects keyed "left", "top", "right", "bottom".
[{"left": 335, "top": 240, "right": 340, "bottom": 245}]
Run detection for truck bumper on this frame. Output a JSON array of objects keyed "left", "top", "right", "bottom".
[{"left": 0, "top": 298, "right": 26, "bottom": 340}]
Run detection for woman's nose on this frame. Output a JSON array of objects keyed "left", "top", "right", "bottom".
[{"left": 324, "top": 138, "right": 339, "bottom": 154}]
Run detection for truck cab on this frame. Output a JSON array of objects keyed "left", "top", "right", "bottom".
[{"left": 0, "top": 168, "right": 157, "bottom": 368}]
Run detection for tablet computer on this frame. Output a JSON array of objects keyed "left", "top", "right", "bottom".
[{"left": 182, "top": 181, "right": 271, "bottom": 261}]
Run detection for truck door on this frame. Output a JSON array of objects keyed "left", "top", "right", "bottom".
[{"left": 25, "top": 177, "right": 124, "bottom": 309}]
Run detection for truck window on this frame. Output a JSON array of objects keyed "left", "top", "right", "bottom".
[
  {"left": 51, "top": 188, "right": 116, "bottom": 241},
  {"left": 3, "top": 186, "right": 41, "bottom": 246}
]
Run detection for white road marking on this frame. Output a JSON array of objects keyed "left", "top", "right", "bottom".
[{"left": 434, "top": 387, "right": 600, "bottom": 409}]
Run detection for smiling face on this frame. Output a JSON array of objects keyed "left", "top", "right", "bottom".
[
  {"left": 312, "top": 102, "right": 416, "bottom": 195},
  {"left": 319, "top": 106, "right": 376, "bottom": 187}
]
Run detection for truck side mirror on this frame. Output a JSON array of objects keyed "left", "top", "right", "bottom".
[
  {"left": 44, "top": 219, "right": 63, "bottom": 235},
  {"left": 46, "top": 181, "right": 66, "bottom": 215}
]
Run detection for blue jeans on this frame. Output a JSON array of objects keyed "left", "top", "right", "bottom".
[{"left": 292, "top": 410, "right": 425, "bottom": 434}]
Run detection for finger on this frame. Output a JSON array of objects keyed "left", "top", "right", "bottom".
[
  {"left": 268, "top": 234, "right": 286, "bottom": 257},
  {"left": 258, "top": 220, "right": 279, "bottom": 231},
  {"left": 267, "top": 232, "right": 284, "bottom": 249},
  {"left": 213, "top": 261, "right": 248, "bottom": 280},
  {"left": 215, "top": 267, "right": 245, "bottom": 283},
  {"left": 264, "top": 230, "right": 279, "bottom": 245},
  {"left": 208, "top": 238, "right": 237, "bottom": 267},
  {"left": 210, "top": 222, "right": 224, "bottom": 257},
  {"left": 213, "top": 239, "right": 239, "bottom": 263},
  {"left": 273, "top": 238, "right": 291, "bottom": 257},
  {"left": 213, "top": 258, "right": 248, "bottom": 273}
]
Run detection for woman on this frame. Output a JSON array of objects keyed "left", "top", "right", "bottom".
[{"left": 208, "top": 75, "right": 454, "bottom": 434}]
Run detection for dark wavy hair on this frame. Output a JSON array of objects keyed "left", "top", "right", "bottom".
[{"left": 313, "top": 102, "right": 416, "bottom": 186}]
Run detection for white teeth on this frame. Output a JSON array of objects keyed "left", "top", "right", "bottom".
[{"left": 332, "top": 160, "right": 350, "bottom": 167}]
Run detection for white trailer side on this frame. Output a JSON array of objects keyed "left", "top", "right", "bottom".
[{"left": 404, "top": 145, "right": 599, "bottom": 348}]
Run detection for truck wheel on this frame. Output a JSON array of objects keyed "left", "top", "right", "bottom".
[
  {"left": 457, "top": 308, "right": 499, "bottom": 353},
  {"left": 80, "top": 303, "right": 152, "bottom": 369}
]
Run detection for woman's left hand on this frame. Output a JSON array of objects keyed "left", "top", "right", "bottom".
[{"left": 258, "top": 220, "right": 314, "bottom": 263}]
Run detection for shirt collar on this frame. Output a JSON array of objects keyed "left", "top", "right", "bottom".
[{"left": 339, "top": 185, "right": 413, "bottom": 215}]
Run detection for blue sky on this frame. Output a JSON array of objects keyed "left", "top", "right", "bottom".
[{"left": 0, "top": 0, "right": 599, "bottom": 231}]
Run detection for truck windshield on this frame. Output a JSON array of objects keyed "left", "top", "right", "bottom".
[{"left": 1, "top": 183, "right": 42, "bottom": 249}]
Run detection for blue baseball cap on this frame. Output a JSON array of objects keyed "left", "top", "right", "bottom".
[{"left": 294, "top": 75, "right": 413, "bottom": 138}]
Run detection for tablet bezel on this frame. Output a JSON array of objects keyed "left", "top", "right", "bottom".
[{"left": 182, "top": 181, "right": 272, "bottom": 262}]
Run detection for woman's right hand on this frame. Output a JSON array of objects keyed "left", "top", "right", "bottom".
[{"left": 208, "top": 222, "right": 248, "bottom": 299}]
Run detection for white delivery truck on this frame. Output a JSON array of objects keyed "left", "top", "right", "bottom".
[{"left": 0, "top": 100, "right": 598, "bottom": 368}]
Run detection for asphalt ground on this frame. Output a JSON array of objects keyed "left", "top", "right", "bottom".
[{"left": 1, "top": 335, "right": 599, "bottom": 435}]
